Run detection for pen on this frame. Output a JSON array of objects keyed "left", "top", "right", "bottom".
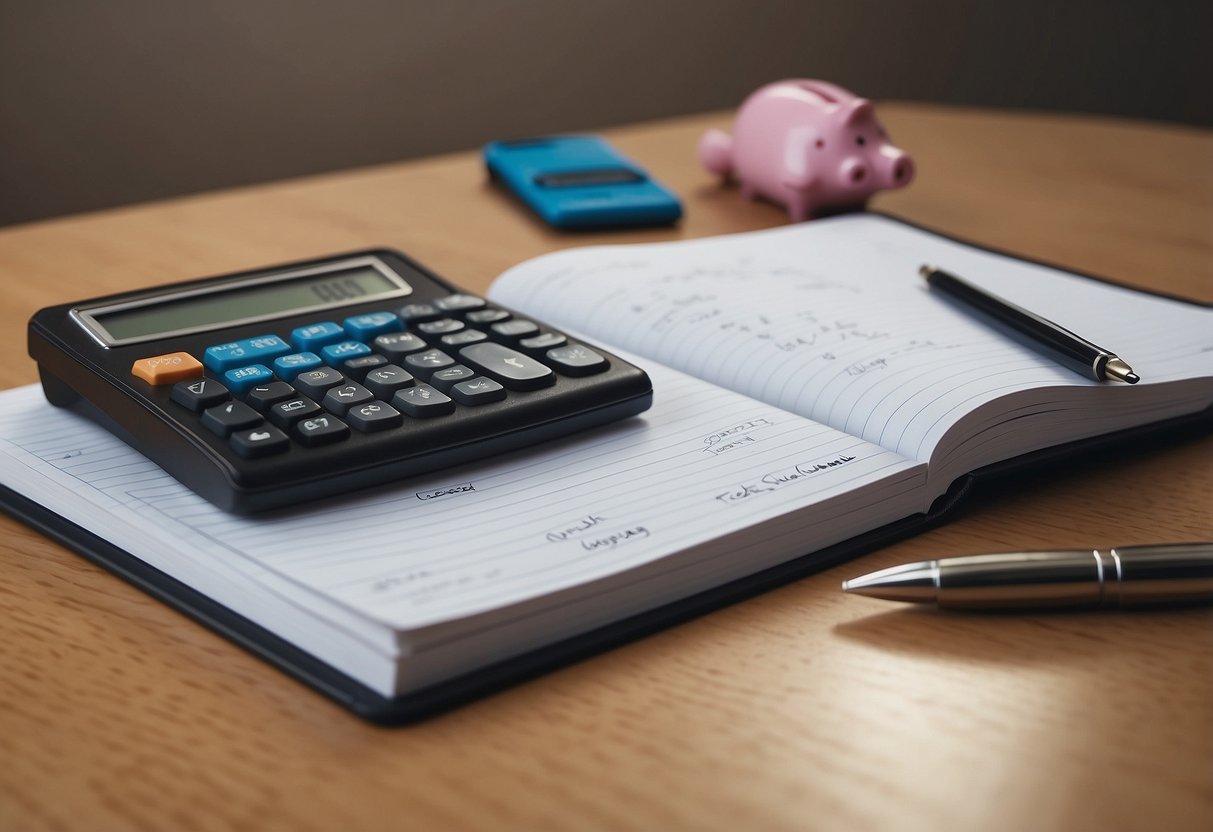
[
  {"left": 920, "top": 264, "right": 1140, "bottom": 384},
  {"left": 842, "top": 543, "right": 1213, "bottom": 610}
]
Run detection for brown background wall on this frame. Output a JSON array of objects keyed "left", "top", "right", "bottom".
[{"left": 1, "top": 1, "right": 1209, "bottom": 227}]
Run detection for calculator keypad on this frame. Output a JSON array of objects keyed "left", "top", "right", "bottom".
[{"left": 175, "top": 294, "right": 610, "bottom": 460}]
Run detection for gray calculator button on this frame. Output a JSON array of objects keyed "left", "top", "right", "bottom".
[
  {"left": 450, "top": 377, "right": 506, "bottom": 405},
  {"left": 458, "top": 342, "right": 555, "bottom": 391},
  {"left": 322, "top": 382, "right": 376, "bottom": 416},
  {"left": 373, "top": 331, "right": 428, "bottom": 360},
  {"left": 441, "top": 329, "right": 488, "bottom": 347},
  {"left": 268, "top": 397, "right": 322, "bottom": 428},
  {"left": 171, "top": 377, "right": 230, "bottom": 411},
  {"left": 519, "top": 332, "right": 567, "bottom": 352},
  {"left": 340, "top": 353, "right": 389, "bottom": 380},
  {"left": 392, "top": 384, "right": 456, "bottom": 417},
  {"left": 201, "top": 400, "right": 262, "bottom": 437},
  {"left": 429, "top": 364, "right": 476, "bottom": 392},
  {"left": 294, "top": 414, "right": 350, "bottom": 447},
  {"left": 345, "top": 401, "right": 403, "bottom": 432},
  {"left": 417, "top": 318, "right": 465, "bottom": 337},
  {"left": 435, "top": 293, "right": 487, "bottom": 313},
  {"left": 363, "top": 364, "right": 415, "bottom": 398},
  {"left": 490, "top": 319, "right": 540, "bottom": 341},
  {"left": 244, "top": 380, "right": 296, "bottom": 412},
  {"left": 403, "top": 349, "right": 455, "bottom": 379},
  {"left": 466, "top": 308, "right": 511, "bottom": 324},
  {"left": 546, "top": 344, "right": 609, "bottom": 376},
  {"left": 229, "top": 425, "right": 289, "bottom": 458},
  {"left": 397, "top": 303, "right": 441, "bottom": 323},
  {"left": 292, "top": 367, "right": 345, "bottom": 400}
]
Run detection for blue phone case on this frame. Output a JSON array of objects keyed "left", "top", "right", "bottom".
[{"left": 484, "top": 136, "right": 682, "bottom": 229}]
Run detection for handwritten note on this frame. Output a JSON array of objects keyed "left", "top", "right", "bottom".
[{"left": 491, "top": 215, "right": 1213, "bottom": 476}]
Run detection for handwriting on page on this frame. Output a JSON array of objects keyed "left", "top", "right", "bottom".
[
  {"left": 717, "top": 454, "right": 858, "bottom": 504},
  {"left": 495, "top": 250, "right": 977, "bottom": 461}
]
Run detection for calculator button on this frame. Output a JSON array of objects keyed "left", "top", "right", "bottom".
[
  {"left": 466, "top": 308, "right": 511, "bottom": 325},
  {"left": 546, "top": 344, "right": 609, "bottom": 376},
  {"left": 132, "top": 352, "right": 204, "bottom": 386},
  {"left": 519, "top": 332, "right": 568, "bottom": 352},
  {"left": 458, "top": 342, "right": 555, "bottom": 391},
  {"left": 292, "top": 367, "right": 345, "bottom": 400},
  {"left": 450, "top": 377, "right": 507, "bottom": 405},
  {"left": 170, "top": 377, "right": 229, "bottom": 411},
  {"left": 429, "top": 364, "right": 476, "bottom": 392},
  {"left": 269, "top": 397, "right": 323, "bottom": 428},
  {"left": 340, "top": 353, "right": 390, "bottom": 380},
  {"left": 435, "top": 294, "right": 487, "bottom": 313},
  {"left": 441, "top": 329, "right": 488, "bottom": 347},
  {"left": 404, "top": 349, "right": 456, "bottom": 379},
  {"left": 343, "top": 312, "right": 403, "bottom": 341},
  {"left": 294, "top": 414, "right": 350, "bottom": 447},
  {"left": 373, "top": 332, "right": 428, "bottom": 360},
  {"left": 229, "top": 425, "right": 290, "bottom": 459},
  {"left": 205, "top": 336, "right": 290, "bottom": 373},
  {"left": 244, "top": 381, "right": 297, "bottom": 412},
  {"left": 273, "top": 352, "right": 323, "bottom": 380},
  {"left": 490, "top": 319, "right": 541, "bottom": 341},
  {"left": 322, "top": 382, "right": 376, "bottom": 416},
  {"left": 320, "top": 340, "right": 372, "bottom": 366},
  {"left": 397, "top": 302, "right": 441, "bottom": 323},
  {"left": 223, "top": 364, "right": 276, "bottom": 395},
  {"left": 363, "top": 365, "right": 415, "bottom": 398},
  {"left": 201, "top": 400, "right": 263, "bottom": 437},
  {"left": 290, "top": 322, "right": 345, "bottom": 352},
  {"left": 416, "top": 318, "right": 465, "bottom": 337},
  {"left": 345, "top": 401, "right": 403, "bottom": 433},
  {"left": 392, "top": 384, "right": 456, "bottom": 417}
]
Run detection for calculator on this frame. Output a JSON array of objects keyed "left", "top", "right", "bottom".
[{"left": 28, "top": 249, "right": 653, "bottom": 513}]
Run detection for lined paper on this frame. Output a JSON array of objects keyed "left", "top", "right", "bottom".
[
  {"left": 491, "top": 215, "right": 1213, "bottom": 466},
  {"left": 0, "top": 356, "right": 924, "bottom": 689}
]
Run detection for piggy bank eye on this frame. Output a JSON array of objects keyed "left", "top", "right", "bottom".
[
  {"left": 855, "top": 136, "right": 866, "bottom": 146},
  {"left": 815, "top": 138, "right": 825, "bottom": 149}
]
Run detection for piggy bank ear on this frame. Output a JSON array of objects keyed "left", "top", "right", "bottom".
[{"left": 844, "top": 99, "right": 875, "bottom": 125}]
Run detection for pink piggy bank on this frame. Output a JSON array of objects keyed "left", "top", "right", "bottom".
[{"left": 699, "top": 79, "right": 914, "bottom": 221}]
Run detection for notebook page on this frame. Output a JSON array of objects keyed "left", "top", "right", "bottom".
[
  {"left": 0, "top": 357, "right": 924, "bottom": 642},
  {"left": 490, "top": 214, "right": 1213, "bottom": 465}
]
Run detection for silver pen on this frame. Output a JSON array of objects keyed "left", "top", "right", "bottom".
[{"left": 842, "top": 543, "right": 1213, "bottom": 610}]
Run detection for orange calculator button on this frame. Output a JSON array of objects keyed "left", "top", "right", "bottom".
[{"left": 131, "top": 352, "right": 204, "bottom": 385}]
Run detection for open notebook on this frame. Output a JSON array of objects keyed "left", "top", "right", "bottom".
[{"left": 3, "top": 214, "right": 1211, "bottom": 721}]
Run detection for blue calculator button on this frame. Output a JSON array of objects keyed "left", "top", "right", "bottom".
[
  {"left": 290, "top": 322, "right": 345, "bottom": 352},
  {"left": 204, "top": 342, "right": 251, "bottom": 373},
  {"left": 204, "top": 336, "right": 290, "bottom": 373},
  {"left": 273, "top": 352, "right": 323, "bottom": 380},
  {"left": 342, "top": 311, "right": 402, "bottom": 341},
  {"left": 320, "top": 340, "right": 372, "bottom": 365},
  {"left": 223, "top": 364, "right": 275, "bottom": 394}
]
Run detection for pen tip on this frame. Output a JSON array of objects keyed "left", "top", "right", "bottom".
[
  {"left": 1104, "top": 357, "right": 1140, "bottom": 384},
  {"left": 918, "top": 264, "right": 933, "bottom": 279}
]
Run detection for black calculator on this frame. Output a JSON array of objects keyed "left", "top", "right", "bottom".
[{"left": 28, "top": 249, "right": 653, "bottom": 513}]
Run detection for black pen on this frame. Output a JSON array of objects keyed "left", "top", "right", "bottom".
[
  {"left": 920, "top": 264, "right": 1140, "bottom": 384},
  {"left": 843, "top": 543, "right": 1213, "bottom": 610}
]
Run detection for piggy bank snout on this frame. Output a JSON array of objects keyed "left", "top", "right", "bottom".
[
  {"left": 881, "top": 149, "right": 914, "bottom": 189},
  {"left": 838, "top": 147, "right": 913, "bottom": 191}
]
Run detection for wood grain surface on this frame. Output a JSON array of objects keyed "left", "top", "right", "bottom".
[{"left": 1, "top": 105, "right": 1210, "bottom": 832}]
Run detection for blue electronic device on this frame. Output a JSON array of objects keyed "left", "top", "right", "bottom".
[{"left": 483, "top": 135, "right": 682, "bottom": 229}]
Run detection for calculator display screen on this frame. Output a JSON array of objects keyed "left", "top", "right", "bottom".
[{"left": 80, "top": 260, "right": 410, "bottom": 346}]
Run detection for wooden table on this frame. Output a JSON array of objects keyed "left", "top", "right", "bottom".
[{"left": 1, "top": 105, "right": 1210, "bottom": 832}]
